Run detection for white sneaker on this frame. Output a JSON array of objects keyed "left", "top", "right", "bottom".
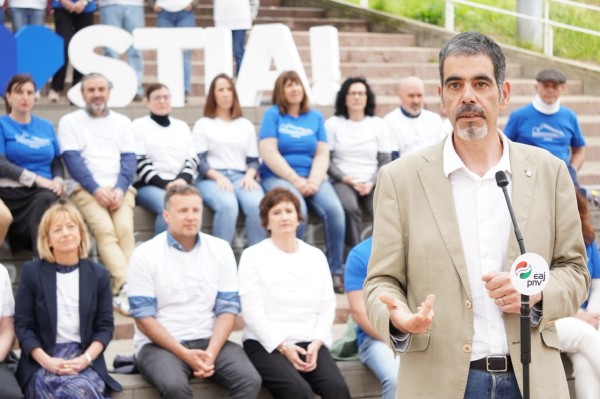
[
  {"left": 113, "top": 284, "right": 130, "bottom": 316},
  {"left": 48, "top": 89, "right": 60, "bottom": 102}
]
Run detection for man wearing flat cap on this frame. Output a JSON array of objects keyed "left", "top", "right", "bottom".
[{"left": 504, "top": 68, "right": 586, "bottom": 186}]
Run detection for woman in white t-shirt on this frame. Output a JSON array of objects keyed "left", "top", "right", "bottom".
[
  {"left": 239, "top": 187, "right": 351, "bottom": 399},
  {"left": 0, "top": 264, "right": 23, "bottom": 399},
  {"left": 132, "top": 83, "right": 197, "bottom": 235},
  {"left": 192, "top": 74, "right": 266, "bottom": 246},
  {"left": 325, "top": 77, "right": 392, "bottom": 247}
]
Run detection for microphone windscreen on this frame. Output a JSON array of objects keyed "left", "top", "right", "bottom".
[{"left": 495, "top": 170, "right": 509, "bottom": 187}]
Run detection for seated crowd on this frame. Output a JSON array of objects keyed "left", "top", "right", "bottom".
[
  {"left": 0, "top": 66, "right": 596, "bottom": 399},
  {"left": 0, "top": 70, "right": 401, "bottom": 399}
]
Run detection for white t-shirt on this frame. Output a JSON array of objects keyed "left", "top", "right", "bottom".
[
  {"left": 7, "top": 0, "right": 46, "bottom": 9},
  {"left": 383, "top": 108, "right": 447, "bottom": 156},
  {"left": 132, "top": 115, "right": 196, "bottom": 181},
  {"left": 238, "top": 239, "right": 336, "bottom": 352},
  {"left": 192, "top": 117, "right": 258, "bottom": 172},
  {"left": 325, "top": 115, "right": 393, "bottom": 183},
  {"left": 128, "top": 232, "right": 239, "bottom": 354},
  {"left": 0, "top": 264, "right": 14, "bottom": 318},
  {"left": 58, "top": 109, "right": 135, "bottom": 190},
  {"left": 213, "top": 0, "right": 252, "bottom": 30},
  {"left": 56, "top": 270, "right": 81, "bottom": 344},
  {"left": 155, "top": 0, "right": 191, "bottom": 12}
]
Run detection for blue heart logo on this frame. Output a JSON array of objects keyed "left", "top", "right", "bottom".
[{"left": 0, "top": 25, "right": 64, "bottom": 95}]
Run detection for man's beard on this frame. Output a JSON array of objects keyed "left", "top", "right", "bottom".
[
  {"left": 456, "top": 125, "right": 487, "bottom": 141},
  {"left": 455, "top": 104, "right": 487, "bottom": 141},
  {"left": 86, "top": 101, "right": 108, "bottom": 116}
]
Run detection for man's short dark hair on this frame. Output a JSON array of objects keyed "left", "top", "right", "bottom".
[
  {"left": 438, "top": 31, "right": 506, "bottom": 95},
  {"left": 164, "top": 185, "right": 202, "bottom": 210}
]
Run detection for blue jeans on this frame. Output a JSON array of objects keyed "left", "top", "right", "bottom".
[
  {"left": 261, "top": 177, "right": 345, "bottom": 275},
  {"left": 0, "top": 8, "right": 5, "bottom": 25},
  {"left": 232, "top": 29, "right": 246, "bottom": 76},
  {"left": 359, "top": 336, "right": 399, "bottom": 399},
  {"left": 156, "top": 10, "right": 195, "bottom": 94},
  {"left": 136, "top": 185, "right": 168, "bottom": 235},
  {"left": 197, "top": 170, "right": 266, "bottom": 245},
  {"left": 9, "top": 8, "right": 45, "bottom": 32},
  {"left": 100, "top": 4, "right": 144, "bottom": 96},
  {"left": 464, "top": 369, "right": 522, "bottom": 399}
]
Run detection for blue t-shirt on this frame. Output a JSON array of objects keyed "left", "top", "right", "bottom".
[
  {"left": 52, "top": 0, "right": 96, "bottom": 12},
  {"left": 344, "top": 237, "right": 373, "bottom": 345},
  {"left": 582, "top": 240, "right": 600, "bottom": 310},
  {"left": 504, "top": 104, "right": 586, "bottom": 166},
  {"left": 0, "top": 115, "right": 60, "bottom": 179},
  {"left": 258, "top": 105, "right": 327, "bottom": 179}
]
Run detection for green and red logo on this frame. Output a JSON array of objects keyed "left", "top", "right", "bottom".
[{"left": 514, "top": 261, "right": 532, "bottom": 279}]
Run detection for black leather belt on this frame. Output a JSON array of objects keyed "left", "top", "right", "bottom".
[{"left": 470, "top": 355, "right": 513, "bottom": 372}]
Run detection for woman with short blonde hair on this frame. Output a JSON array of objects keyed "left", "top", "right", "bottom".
[{"left": 14, "top": 201, "right": 121, "bottom": 398}]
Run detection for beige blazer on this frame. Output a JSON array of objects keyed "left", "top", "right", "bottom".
[{"left": 364, "top": 138, "right": 590, "bottom": 399}]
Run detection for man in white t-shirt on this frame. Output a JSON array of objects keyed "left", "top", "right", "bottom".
[
  {"left": 57, "top": 73, "right": 136, "bottom": 315},
  {"left": 0, "top": 264, "right": 23, "bottom": 399},
  {"left": 128, "top": 185, "right": 261, "bottom": 399},
  {"left": 383, "top": 76, "right": 447, "bottom": 159}
]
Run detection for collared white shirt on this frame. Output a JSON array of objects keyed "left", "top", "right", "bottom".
[{"left": 443, "top": 132, "right": 513, "bottom": 360}]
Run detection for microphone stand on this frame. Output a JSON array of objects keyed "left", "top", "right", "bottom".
[{"left": 497, "top": 173, "right": 530, "bottom": 399}]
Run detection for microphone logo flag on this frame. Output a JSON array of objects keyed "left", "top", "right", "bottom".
[{"left": 510, "top": 253, "right": 549, "bottom": 295}]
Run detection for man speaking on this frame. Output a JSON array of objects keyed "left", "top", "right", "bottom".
[{"left": 364, "top": 31, "right": 589, "bottom": 398}]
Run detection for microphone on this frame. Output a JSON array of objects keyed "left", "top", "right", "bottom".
[
  {"left": 495, "top": 171, "right": 526, "bottom": 255},
  {"left": 496, "top": 169, "right": 531, "bottom": 398}
]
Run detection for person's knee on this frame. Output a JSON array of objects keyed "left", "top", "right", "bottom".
[
  {"left": 316, "top": 375, "right": 350, "bottom": 399},
  {"left": 0, "top": 387, "right": 24, "bottom": 399},
  {"left": 139, "top": 365, "right": 192, "bottom": 399},
  {"left": 158, "top": 380, "right": 193, "bottom": 399},
  {"left": 232, "top": 369, "right": 262, "bottom": 397},
  {"left": 276, "top": 382, "right": 313, "bottom": 399}
]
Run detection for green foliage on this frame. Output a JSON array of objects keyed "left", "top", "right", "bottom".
[{"left": 338, "top": 0, "right": 600, "bottom": 64}]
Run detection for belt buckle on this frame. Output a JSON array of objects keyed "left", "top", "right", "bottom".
[{"left": 486, "top": 355, "right": 508, "bottom": 372}]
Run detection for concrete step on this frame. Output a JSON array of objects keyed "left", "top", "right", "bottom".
[
  {"left": 293, "top": 31, "right": 416, "bottom": 47},
  {"left": 138, "top": 61, "right": 523, "bottom": 86},
  {"left": 141, "top": 45, "right": 440, "bottom": 65},
  {"left": 140, "top": 14, "right": 370, "bottom": 31}
]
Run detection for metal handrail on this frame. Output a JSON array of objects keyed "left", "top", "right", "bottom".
[
  {"left": 356, "top": 0, "right": 599, "bottom": 58},
  {"left": 444, "top": 0, "right": 600, "bottom": 57}
]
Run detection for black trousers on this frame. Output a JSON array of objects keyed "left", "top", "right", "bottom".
[
  {"left": 0, "top": 187, "right": 58, "bottom": 254},
  {"left": 243, "top": 339, "right": 351, "bottom": 399},
  {"left": 51, "top": 8, "right": 94, "bottom": 92},
  {"left": 332, "top": 181, "right": 374, "bottom": 247}
]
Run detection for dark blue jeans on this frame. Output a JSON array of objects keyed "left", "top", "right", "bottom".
[{"left": 464, "top": 369, "right": 522, "bottom": 399}]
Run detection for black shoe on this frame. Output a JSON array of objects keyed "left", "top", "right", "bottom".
[{"left": 332, "top": 274, "right": 344, "bottom": 294}]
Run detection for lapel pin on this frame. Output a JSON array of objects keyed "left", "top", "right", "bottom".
[{"left": 525, "top": 170, "right": 532, "bottom": 177}]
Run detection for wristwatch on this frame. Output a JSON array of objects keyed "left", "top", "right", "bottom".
[{"left": 83, "top": 352, "right": 93, "bottom": 366}]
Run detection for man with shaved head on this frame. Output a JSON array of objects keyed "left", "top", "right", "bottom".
[{"left": 383, "top": 76, "right": 447, "bottom": 159}]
